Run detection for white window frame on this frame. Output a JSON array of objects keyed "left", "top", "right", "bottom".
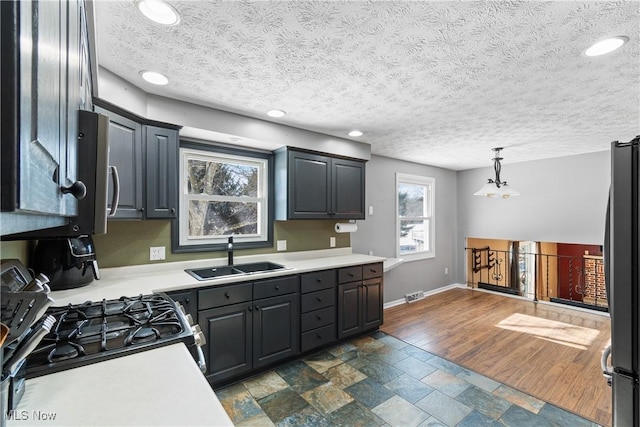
[
  {"left": 178, "top": 147, "right": 269, "bottom": 248},
  {"left": 396, "top": 173, "right": 435, "bottom": 261}
]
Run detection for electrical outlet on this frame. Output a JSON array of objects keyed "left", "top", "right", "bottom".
[
  {"left": 150, "top": 246, "right": 165, "bottom": 261},
  {"left": 277, "top": 240, "right": 287, "bottom": 251},
  {"left": 368, "top": 205, "right": 374, "bottom": 216},
  {"left": 330, "top": 237, "right": 336, "bottom": 248},
  {"left": 444, "top": 267, "right": 449, "bottom": 275},
  {"left": 368, "top": 250, "right": 374, "bottom": 256}
]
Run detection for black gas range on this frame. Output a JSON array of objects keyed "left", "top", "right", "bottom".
[{"left": 25, "top": 293, "right": 206, "bottom": 379}]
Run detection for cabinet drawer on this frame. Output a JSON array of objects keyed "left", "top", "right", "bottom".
[
  {"left": 363, "top": 263, "right": 383, "bottom": 279},
  {"left": 198, "top": 283, "right": 253, "bottom": 310},
  {"left": 301, "top": 306, "right": 336, "bottom": 332},
  {"left": 301, "top": 324, "right": 336, "bottom": 353},
  {"left": 301, "top": 269, "right": 336, "bottom": 293},
  {"left": 253, "top": 276, "right": 299, "bottom": 300},
  {"left": 338, "top": 266, "right": 362, "bottom": 284},
  {"left": 301, "top": 288, "right": 335, "bottom": 313}
]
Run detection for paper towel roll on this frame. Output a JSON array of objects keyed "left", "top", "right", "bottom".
[{"left": 335, "top": 222, "right": 358, "bottom": 233}]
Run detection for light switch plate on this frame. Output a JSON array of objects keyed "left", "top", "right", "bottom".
[
  {"left": 368, "top": 205, "right": 374, "bottom": 216},
  {"left": 277, "top": 240, "right": 287, "bottom": 251},
  {"left": 150, "top": 246, "right": 165, "bottom": 261}
]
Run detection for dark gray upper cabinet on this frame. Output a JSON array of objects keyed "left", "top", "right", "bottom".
[
  {"left": 145, "top": 126, "right": 178, "bottom": 219},
  {"left": 93, "top": 99, "right": 179, "bottom": 220},
  {"left": 1, "top": 0, "right": 93, "bottom": 236},
  {"left": 275, "top": 148, "right": 366, "bottom": 220},
  {"left": 95, "top": 106, "right": 144, "bottom": 219}
]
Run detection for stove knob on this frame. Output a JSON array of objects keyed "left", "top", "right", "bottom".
[
  {"left": 184, "top": 313, "right": 194, "bottom": 326},
  {"left": 192, "top": 324, "right": 206, "bottom": 347},
  {"left": 176, "top": 303, "right": 186, "bottom": 315}
]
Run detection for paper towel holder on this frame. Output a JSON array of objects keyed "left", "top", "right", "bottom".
[{"left": 335, "top": 221, "right": 358, "bottom": 233}]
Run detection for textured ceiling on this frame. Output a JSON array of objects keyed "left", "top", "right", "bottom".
[{"left": 95, "top": 1, "right": 640, "bottom": 170}]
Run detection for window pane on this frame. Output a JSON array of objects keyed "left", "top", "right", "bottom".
[
  {"left": 399, "top": 219, "right": 429, "bottom": 254},
  {"left": 188, "top": 201, "right": 258, "bottom": 236},
  {"left": 398, "top": 183, "right": 425, "bottom": 217},
  {"left": 187, "top": 159, "right": 258, "bottom": 197}
]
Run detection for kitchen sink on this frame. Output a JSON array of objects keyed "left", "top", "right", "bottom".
[
  {"left": 185, "top": 266, "right": 244, "bottom": 280},
  {"left": 185, "top": 262, "right": 287, "bottom": 281},
  {"left": 233, "top": 261, "right": 286, "bottom": 273}
]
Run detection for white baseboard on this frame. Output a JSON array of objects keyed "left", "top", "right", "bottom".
[{"left": 383, "top": 283, "right": 466, "bottom": 309}]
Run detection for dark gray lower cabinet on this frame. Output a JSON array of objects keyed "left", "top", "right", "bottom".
[
  {"left": 197, "top": 275, "right": 300, "bottom": 384},
  {"left": 253, "top": 294, "right": 299, "bottom": 368},
  {"left": 199, "top": 302, "right": 253, "bottom": 383},
  {"left": 187, "top": 263, "right": 381, "bottom": 385},
  {"left": 337, "top": 264, "right": 384, "bottom": 339},
  {"left": 337, "top": 282, "right": 362, "bottom": 338}
]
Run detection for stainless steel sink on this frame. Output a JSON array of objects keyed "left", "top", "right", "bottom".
[{"left": 185, "top": 262, "right": 286, "bottom": 281}]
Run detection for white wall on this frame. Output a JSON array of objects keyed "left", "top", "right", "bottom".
[
  {"left": 351, "top": 155, "right": 458, "bottom": 303},
  {"left": 456, "top": 150, "right": 611, "bottom": 283}
]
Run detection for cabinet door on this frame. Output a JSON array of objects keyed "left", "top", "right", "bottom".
[
  {"left": 288, "top": 151, "right": 331, "bottom": 219},
  {"left": 95, "top": 107, "right": 144, "bottom": 219},
  {"left": 145, "top": 126, "right": 178, "bottom": 219},
  {"left": 12, "top": 0, "right": 68, "bottom": 217},
  {"left": 199, "top": 302, "right": 252, "bottom": 384},
  {"left": 253, "top": 294, "right": 299, "bottom": 368},
  {"left": 332, "top": 158, "right": 365, "bottom": 219},
  {"left": 362, "top": 277, "right": 383, "bottom": 331},
  {"left": 337, "top": 282, "right": 362, "bottom": 339}
]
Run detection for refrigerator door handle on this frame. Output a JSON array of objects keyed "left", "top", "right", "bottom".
[{"left": 601, "top": 344, "right": 613, "bottom": 386}]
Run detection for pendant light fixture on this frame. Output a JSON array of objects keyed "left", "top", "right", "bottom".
[{"left": 474, "top": 147, "right": 520, "bottom": 198}]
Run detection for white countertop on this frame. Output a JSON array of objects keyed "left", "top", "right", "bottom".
[
  {"left": 7, "top": 344, "right": 233, "bottom": 427},
  {"left": 6, "top": 249, "right": 385, "bottom": 427},
  {"left": 49, "top": 248, "right": 386, "bottom": 306}
]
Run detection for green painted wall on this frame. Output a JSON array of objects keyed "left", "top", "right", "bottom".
[
  {"left": 91, "top": 219, "right": 350, "bottom": 268},
  {"left": 0, "top": 220, "right": 349, "bottom": 269},
  {"left": 0, "top": 241, "right": 33, "bottom": 265}
]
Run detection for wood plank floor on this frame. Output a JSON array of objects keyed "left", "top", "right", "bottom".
[{"left": 381, "top": 287, "right": 612, "bottom": 426}]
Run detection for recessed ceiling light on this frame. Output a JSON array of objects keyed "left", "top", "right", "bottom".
[
  {"left": 140, "top": 71, "right": 169, "bottom": 85},
  {"left": 585, "top": 36, "right": 628, "bottom": 57},
  {"left": 348, "top": 130, "right": 363, "bottom": 137},
  {"left": 267, "top": 109, "right": 286, "bottom": 118},
  {"left": 136, "top": 0, "right": 180, "bottom": 26},
  {"left": 228, "top": 137, "right": 242, "bottom": 143}
]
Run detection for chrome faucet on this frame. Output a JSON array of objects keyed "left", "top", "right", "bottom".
[{"left": 227, "top": 236, "right": 233, "bottom": 265}]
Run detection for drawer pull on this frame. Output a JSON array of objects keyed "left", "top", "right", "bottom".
[
  {"left": 349, "top": 273, "right": 354, "bottom": 277},
  {"left": 317, "top": 334, "right": 323, "bottom": 339},
  {"left": 275, "top": 285, "right": 280, "bottom": 290},
  {"left": 316, "top": 278, "right": 322, "bottom": 282},
  {"left": 316, "top": 297, "right": 322, "bottom": 302},
  {"left": 225, "top": 292, "right": 230, "bottom": 298},
  {"left": 316, "top": 315, "right": 322, "bottom": 320},
  {"left": 370, "top": 268, "right": 376, "bottom": 273},
  {"left": 255, "top": 305, "right": 260, "bottom": 310},
  {"left": 248, "top": 306, "right": 252, "bottom": 312}
]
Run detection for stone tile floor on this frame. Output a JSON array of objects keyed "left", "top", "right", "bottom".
[{"left": 216, "top": 331, "right": 599, "bottom": 427}]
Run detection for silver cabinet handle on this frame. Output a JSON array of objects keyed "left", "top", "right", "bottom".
[{"left": 108, "top": 165, "right": 120, "bottom": 216}]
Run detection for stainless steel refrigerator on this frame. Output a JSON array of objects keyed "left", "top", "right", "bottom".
[{"left": 604, "top": 136, "right": 640, "bottom": 426}]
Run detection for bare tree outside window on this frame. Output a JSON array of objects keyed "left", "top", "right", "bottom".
[{"left": 178, "top": 147, "right": 269, "bottom": 249}]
